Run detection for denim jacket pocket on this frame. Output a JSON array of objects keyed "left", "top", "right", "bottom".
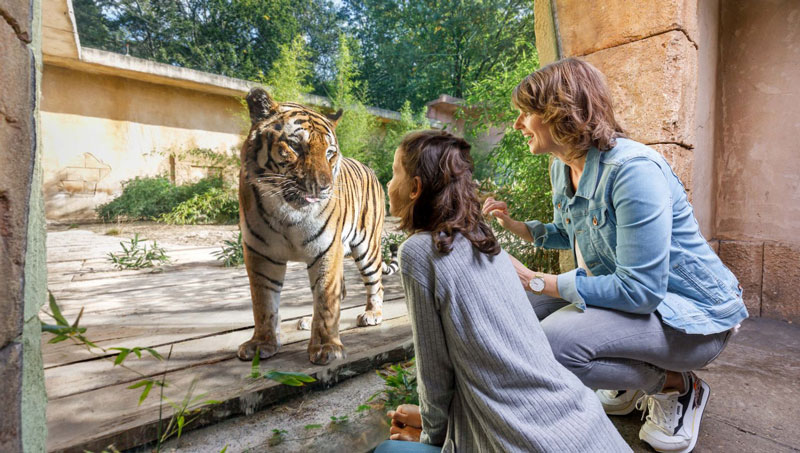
[{"left": 672, "top": 262, "right": 742, "bottom": 318}]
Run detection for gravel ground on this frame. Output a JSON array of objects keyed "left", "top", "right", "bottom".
[{"left": 130, "top": 369, "right": 392, "bottom": 453}]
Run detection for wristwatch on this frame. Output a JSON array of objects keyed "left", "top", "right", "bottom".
[{"left": 528, "top": 275, "right": 545, "bottom": 295}]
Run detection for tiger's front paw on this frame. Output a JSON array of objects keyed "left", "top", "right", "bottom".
[
  {"left": 357, "top": 310, "right": 383, "bottom": 327},
  {"left": 237, "top": 338, "right": 280, "bottom": 361},
  {"left": 308, "top": 342, "right": 346, "bottom": 365}
]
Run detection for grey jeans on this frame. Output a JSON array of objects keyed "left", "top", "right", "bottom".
[{"left": 528, "top": 294, "right": 732, "bottom": 394}]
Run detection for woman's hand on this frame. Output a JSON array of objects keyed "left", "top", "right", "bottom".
[
  {"left": 482, "top": 197, "right": 533, "bottom": 242},
  {"left": 387, "top": 404, "right": 422, "bottom": 442},
  {"left": 507, "top": 254, "right": 561, "bottom": 298}
]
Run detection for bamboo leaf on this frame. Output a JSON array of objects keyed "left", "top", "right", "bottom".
[
  {"left": 113, "top": 348, "right": 131, "bottom": 365},
  {"left": 263, "top": 370, "right": 316, "bottom": 386},
  {"left": 144, "top": 347, "right": 164, "bottom": 360},
  {"left": 48, "top": 292, "right": 69, "bottom": 326}
]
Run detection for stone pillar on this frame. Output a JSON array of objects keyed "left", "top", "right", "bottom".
[{"left": 0, "top": 0, "right": 47, "bottom": 451}]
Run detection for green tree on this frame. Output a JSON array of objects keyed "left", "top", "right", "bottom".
[
  {"left": 367, "top": 101, "right": 431, "bottom": 187},
  {"left": 340, "top": 0, "right": 536, "bottom": 110},
  {"left": 262, "top": 35, "right": 314, "bottom": 103},
  {"left": 330, "top": 34, "right": 378, "bottom": 161},
  {"left": 72, "top": 0, "right": 340, "bottom": 83}
]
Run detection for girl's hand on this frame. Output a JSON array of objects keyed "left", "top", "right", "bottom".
[
  {"left": 387, "top": 404, "right": 422, "bottom": 442},
  {"left": 387, "top": 404, "right": 422, "bottom": 428}
]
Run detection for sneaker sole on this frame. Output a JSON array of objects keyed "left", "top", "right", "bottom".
[{"left": 650, "top": 379, "right": 711, "bottom": 453}]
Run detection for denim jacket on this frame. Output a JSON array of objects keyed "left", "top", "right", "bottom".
[{"left": 526, "top": 138, "right": 748, "bottom": 335}]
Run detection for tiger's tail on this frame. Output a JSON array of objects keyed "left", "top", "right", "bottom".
[{"left": 381, "top": 243, "right": 399, "bottom": 275}]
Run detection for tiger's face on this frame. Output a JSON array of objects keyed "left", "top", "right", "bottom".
[{"left": 245, "top": 88, "right": 343, "bottom": 207}]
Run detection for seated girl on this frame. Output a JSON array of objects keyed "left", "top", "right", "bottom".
[{"left": 374, "top": 130, "right": 630, "bottom": 453}]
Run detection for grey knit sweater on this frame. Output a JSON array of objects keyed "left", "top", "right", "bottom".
[{"left": 399, "top": 232, "right": 631, "bottom": 453}]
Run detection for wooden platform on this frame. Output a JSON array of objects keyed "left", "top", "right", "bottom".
[{"left": 43, "top": 230, "right": 411, "bottom": 453}]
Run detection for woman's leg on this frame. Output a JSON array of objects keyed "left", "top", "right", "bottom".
[
  {"left": 539, "top": 304, "right": 730, "bottom": 394},
  {"left": 526, "top": 293, "right": 570, "bottom": 321},
  {"left": 374, "top": 440, "right": 442, "bottom": 453}
]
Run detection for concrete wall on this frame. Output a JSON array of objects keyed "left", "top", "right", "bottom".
[
  {"left": 0, "top": 0, "right": 48, "bottom": 451},
  {"left": 714, "top": 0, "right": 800, "bottom": 322},
  {"left": 41, "top": 64, "right": 247, "bottom": 221}
]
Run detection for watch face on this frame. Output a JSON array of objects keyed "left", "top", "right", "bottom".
[{"left": 529, "top": 277, "right": 545, "bottom": 292}]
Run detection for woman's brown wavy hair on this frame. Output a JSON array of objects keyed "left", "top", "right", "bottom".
[
  {"left": 512, "top": 57, "right": 626, "bottom": 160},
  {"left": 398, "top": 130, "right": 500, "bottom": 256}
]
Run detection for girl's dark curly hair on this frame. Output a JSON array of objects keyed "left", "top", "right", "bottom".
[{"left": 398, "top": 130, "right": 500, "bottom": 256}]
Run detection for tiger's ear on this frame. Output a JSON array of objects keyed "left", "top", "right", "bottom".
[
  {"left": 326, "top": 109, "right": 344, "bottom": 128},
  {"left": 246, "top": 87, "right": 278, "bottom": 125}
]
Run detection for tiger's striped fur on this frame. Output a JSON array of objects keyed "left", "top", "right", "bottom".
[{"left": 237, "top": 88, "right": 395, "bottom": 365}]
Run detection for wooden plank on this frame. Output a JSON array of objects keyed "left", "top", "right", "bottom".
[
  {"left": 42, "top": 270, "right": 403, "bottom": 364},
  {"left": 42, "top": 290, "right": 404, "bottom": 368},
  {"left": 46, "top": 316, "right": 414, "bottom": 453},
  {"left": 44, "top": 297, "right": 410, "bottom": 399}
]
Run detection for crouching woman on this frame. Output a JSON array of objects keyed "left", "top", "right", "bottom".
[{"left": 373, "top": 130, "right": 631, "bottom": 453}]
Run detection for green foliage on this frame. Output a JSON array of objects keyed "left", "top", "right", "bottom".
[
  {"left": 41, "top": 292, "right": 93, "bottom": 346},
  {"left": 368, "top": 359, "right": 419, "bottom": 410},
  {"left": 249, "top": 353, "right": 317, "bottom": 387},
  {"left": 331, "top": 34, "right": 379, "bottom": 162},
  {"left": 97, "top": 176, "right": 222, "bottom": 222},
  {"left": 368, "top": 101, "right": 431, "bottom": 187},
  {"left": 340, "top": 0, "right": 536, "bottom": 111},
  {"left": 107, "top": 234, "right": 171, "bottom": 270},
  {"left": 262, "top": 35, "right": 313, "bottom": 103},
  {"left": 461, "top": 48, "right": 560, "bottom": 273},
  {"left": 41, "top": 294, "right": 219, "bottom": 451},
  {"left": 213, "top": 232, "right": 244, "bottom": 267},
  {"left": 268, "top": 429, "right": 289, "bottom": 446},
  {"left": 159, "top": 378, "right": 221, "bottom": 445},
  {"left": 160, "top": 188, "right": 239, "bottom": 225},
  {"left": 73, "top": 0, "right": 338, "bottom": 84}
]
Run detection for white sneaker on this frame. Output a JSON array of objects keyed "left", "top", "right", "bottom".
[
  {"left": 637, "top": 372, "right": 711, "bottom": 453},
  {"left": 595, "top": 389, "right": 645, "bottom": 415}
]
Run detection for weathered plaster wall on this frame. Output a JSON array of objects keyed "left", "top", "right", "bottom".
[
  {"left": 714, "top": 0, "right": 800, "bottom": 323},
  {"left": 41, "top": 64, "right": 247, "bottom": 221},
  {"left": 0, "top": 0, "right": 47, "bottom": 451}
]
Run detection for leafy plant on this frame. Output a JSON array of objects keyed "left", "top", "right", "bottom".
[
  {"left": 461, "top": 47, "right": 560, "bottom": 273},
  {"left": 367, "top": 359, "right": 419, "bottom": 410},
  {"left": 268, "top": 429, "right": 289, "bottom": 447},
  {"left": 160, "top": 188, "right": 239, "bottom": 225},
  {"left": 157, "top": 378, "right": 221, "bottom": 446},
  {"left": 104, "top": 228, "right": 120, "bottom": 236},
  {"left": 97, "top": 176, "right": 223, "bottom": 222},
  {"left": 107, "top": 234, "right": 171, "bottom": 270},
  {"left": 41, "top": 293, "right": 220, "bottom": 452},
  {"left": 213, "top": 232, "right": 244, "bottom": 267},
  {"left": 249, "top": 352, "right": 317, "bottom": 387}
]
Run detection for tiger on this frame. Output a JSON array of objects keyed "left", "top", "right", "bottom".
[{"left": 237, "top": 87, "right": 397, "bottom": 365}]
